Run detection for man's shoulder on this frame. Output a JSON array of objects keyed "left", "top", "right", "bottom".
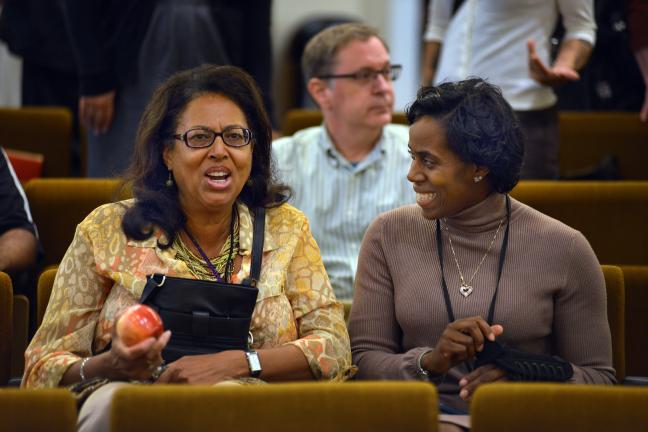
[
  {"left": 383, "top": 123, "right": 409, "bottom": 138},
  {"left": 381, "top": 123, "right": 410, "bottom": 159},
  {"left": 382, "top": 123, "right": 410, "bottom": 145},
  {"left": 273, "top": 126, "right": 323, "bottom": 153}
]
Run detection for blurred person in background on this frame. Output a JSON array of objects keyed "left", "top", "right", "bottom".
[
  {"left": 273, "top": 23, "right": 414, "bottom": 301},
  {"left": 60, "top": 0, "right": 275, "bottom": 177},
  {"left": 0, "top": 0, "right": 81, "bottom": 174},
  {"left": 0, "top": 147, "right": 39, "bottom": 276},
  {"left": 422, "top": 0, "right": 596, "bottom": 179}
]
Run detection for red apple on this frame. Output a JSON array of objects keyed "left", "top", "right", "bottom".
[{"left": 116, "top": 304, "right": 164, "bottom": 347}]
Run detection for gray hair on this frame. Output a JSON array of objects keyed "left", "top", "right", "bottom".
[{"left": 301, "top": 23, "right": 389, "bottom": 82}]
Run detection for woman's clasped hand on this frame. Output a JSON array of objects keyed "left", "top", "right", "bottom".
[{"left": 422, "top": 317, "right": 504, "bottom": 375}]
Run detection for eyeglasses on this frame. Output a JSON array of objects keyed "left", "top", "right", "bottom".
[
  {"left": 172, "top": 126, "right": 252, "bottom": 148},
  {"left": 316, "top": 64, "right": 402, "bottom": 85}
]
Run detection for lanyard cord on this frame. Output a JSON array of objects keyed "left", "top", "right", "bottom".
[
  {"left": 184, "top": 205, "right": 237, "bottom": 283},
  {"left": 435, "top": 195, "right": 511, "bottom": 325}
]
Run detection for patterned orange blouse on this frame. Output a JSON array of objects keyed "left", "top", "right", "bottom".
[{"left": 23, "top": 200, "right": 352, "bottom": 387}]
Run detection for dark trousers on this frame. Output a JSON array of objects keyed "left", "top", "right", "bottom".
[{"left": 515, "top": 105, "right": 559, "bottom": 180}]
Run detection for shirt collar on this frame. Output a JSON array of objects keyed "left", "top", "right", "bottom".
[{"left": 318, "top": 125, "right": 387, "bottom": 172}]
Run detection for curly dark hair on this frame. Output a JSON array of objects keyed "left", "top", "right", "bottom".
[
  {"left": 405, "top": 78, "right": 524, "bottom": 193},
  {"left": 120, "top": 64, "right": 290, "bottom": 247}
]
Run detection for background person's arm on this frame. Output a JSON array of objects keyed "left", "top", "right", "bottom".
[
  {"left": 528, "top": 0, "right": 596, "bottom": 86},
  {"left": 0, "top": 148, "right": 39, "bottom": 273},
  {"left": 421, "top": 0, "right": 454, "bottom": 85},
  {"left": 58, "top": 0, "right": 115, "bottom": 134},
  {"left": 633, "top": 47, "right": 648, "bottom": 122},
  {"left": 627, "top": 0, "right": 648, "bottom": 121},
  {"left": 527, "top": 38, "right": 592, "bottom": 86},
  {"left": 0, "top": 228, "right": 38, "bottom": 273}
]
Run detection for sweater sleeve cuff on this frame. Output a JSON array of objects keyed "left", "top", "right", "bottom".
[{"left": 403, "top": 347, "right": 445, "bottom": 384}]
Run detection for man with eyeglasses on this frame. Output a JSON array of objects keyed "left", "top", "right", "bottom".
[{"left": 273, "top": 23, "right": 414, "bottom": 301}]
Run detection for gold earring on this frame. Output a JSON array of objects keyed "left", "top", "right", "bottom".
[{"left": 165, "top": 171, "right": 174, "bottom": 188}]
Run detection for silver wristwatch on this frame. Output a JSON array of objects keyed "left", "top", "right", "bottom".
[{"left": 245, "top": 350, "right": 262, "bottom": 378}]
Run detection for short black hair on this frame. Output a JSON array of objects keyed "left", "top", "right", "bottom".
[
  {"left": 121, "top": 64, "right": 290, "bottom": 247},
  {"left": 406, "top": 78, "right": 524, "bottom": 193}
]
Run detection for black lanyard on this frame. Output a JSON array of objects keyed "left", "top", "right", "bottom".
[
  {"left": 435, "top": 195, "right": 511, "bottom": 325},
  {"left": 184, "top": 205, "right": 237, "bottom": 283}
]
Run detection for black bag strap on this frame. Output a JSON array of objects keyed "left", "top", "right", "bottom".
[{"left": 242, "top": 206, "right": 265, "bottom": 287}]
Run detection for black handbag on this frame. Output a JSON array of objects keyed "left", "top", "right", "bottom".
[
  {"left": 474, "top": 339, "right": 574, "bottom": 382},
  {"left": 139, "top": 207, "right": 265, "bottom": 363}
]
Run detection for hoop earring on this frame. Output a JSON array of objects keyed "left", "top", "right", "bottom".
[{"left": 165, "top": 171, "right": 174, "bottom": 188}]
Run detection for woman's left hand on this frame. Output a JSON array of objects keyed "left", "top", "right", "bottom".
[
  {"left": 155, "top": 350, "right": 249, "bottom": 384},
  {"left": 458, "top": 364, "right": 507, "bottom": 401}
]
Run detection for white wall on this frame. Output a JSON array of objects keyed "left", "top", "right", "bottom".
[
  {"left": 0, "top": 6, "right": 22, "bottom": 107},
  {"left": 271, "top": 0, "right": 423, "bottom": 122}
]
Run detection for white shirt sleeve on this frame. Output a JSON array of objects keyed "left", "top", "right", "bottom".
[
  {"left": 558, "top": 0, "right": 597, "bottom": 46},
  {"left": 423, "top": 0, "right": 455, "bottom": 42}
]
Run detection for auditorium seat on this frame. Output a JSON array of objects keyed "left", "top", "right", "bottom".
[
  {"left": 0, "top": 272, "right": 13, "bottom": 385},
  {"left": 0, "top": 107, "right": 73, "bottom": 177},
  {"left": 10, "top": 294, "right": 28, "bottom": 379},
  {"left": 559, "top": 111, "right": 648, "bottom": 180},
  {"left": 24, "top": 178, "right": 126, "bottom": 269},
  {"left": 37, "top": 268, "right": 58, "bottom": 327},
  {"left": 1, "top": 388, "right": 77, "bottom": 431},
  {"left": 281, "top": 109, "right": 407, "bottom": 136},
  {"left": 621, "top": 265, "right": 648, "bottom": 378},
  {"left": 471, "top": 383, "right": 648, "bottom": 431},
  {"left": 111, "top": 381, "right": 438, "bottom": 432},
  {"left": 601, "top": 265, "right": 625, "bottom": 382},
  {"left": 511, "top": 181, "right": 648, "bottom": 265}
]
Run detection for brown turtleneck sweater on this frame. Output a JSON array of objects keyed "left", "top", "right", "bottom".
[{"left": 349, "top": 193, "right": 616, "bottom": 412}]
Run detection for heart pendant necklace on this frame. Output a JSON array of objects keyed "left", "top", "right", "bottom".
[
  {"left": 444, "top": 216, "right": 505, "bottom": 299},
  {"left": 459, "top": 284, "right": 473, "bottom": 298}
]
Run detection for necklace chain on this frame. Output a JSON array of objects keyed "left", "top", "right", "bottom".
[{"left": 443, "top": 216, "right": 505, "bottom": 290}]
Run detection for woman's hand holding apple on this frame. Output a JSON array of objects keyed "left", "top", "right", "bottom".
[
  {"left": 116, "top": 304, "right": 164, "bottom": 346},
  {"left": 107, "top": 305, "right": 171, "bottom": 381}
]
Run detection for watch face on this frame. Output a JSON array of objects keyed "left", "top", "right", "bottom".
[{"left": 247, "top": 351, "right": 261, "bottom": 375}]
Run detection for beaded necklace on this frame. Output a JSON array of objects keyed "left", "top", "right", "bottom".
[{"left": 173, "top": 213, "right": 240, "bottom": 282}]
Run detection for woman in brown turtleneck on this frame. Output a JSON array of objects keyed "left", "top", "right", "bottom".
[{"left": 348, "top": 78, "right": 615, "bottom": 431}]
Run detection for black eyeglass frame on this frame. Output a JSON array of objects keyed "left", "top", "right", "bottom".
[
  {"left": 172, "top": 126, "right": 253, "bottom": 149},
  {"left": 316, "top": 64, "right": 402, "bottom": 83}
]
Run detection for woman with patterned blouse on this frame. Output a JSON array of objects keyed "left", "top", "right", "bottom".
[{"left": 23, "top": 65, "right": 352, "bottom": 429}]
